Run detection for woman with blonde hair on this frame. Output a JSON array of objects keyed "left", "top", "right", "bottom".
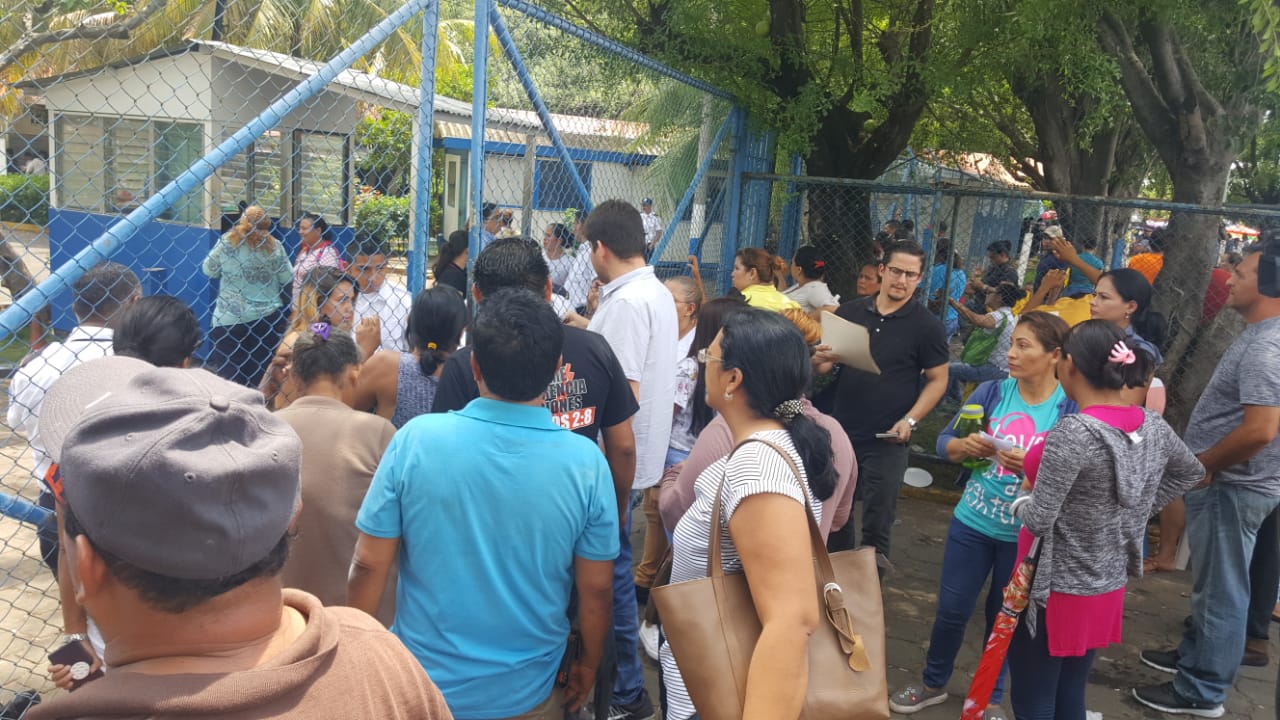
[
  {"left": 261, "top": 265, "right": 379, "bottom": 408},
  {"left": 202, "top": 205, "right": 294, "bottom": 387},
  {"left": 731, "top": 247, "right": 801, "bottom": 312}
]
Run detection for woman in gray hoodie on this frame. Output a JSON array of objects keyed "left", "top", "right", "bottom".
[{"left": 1007, "top": 320, "right": 1203, "bottom": 720}]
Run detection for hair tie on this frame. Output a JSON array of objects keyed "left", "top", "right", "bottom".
[
  {"left": 426, "top": 342, "right": 438, "bottom": 350},
  {"left": 1109, "top": 340, "right": 1136, "bottom": 366},
  {"left": 772, "top": 399, "right": 804, "bottom": 421},
  {"left": 309, "top": 322, "right": 331, "bottom": 342}
]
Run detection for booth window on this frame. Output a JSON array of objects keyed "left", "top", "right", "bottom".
[
  {"left": 292, "top": 130, "right": 351, "bottom": 224},
  {"left": 54, "top": 114, "right": 206, "bottom": 224},
  {"left": 216, "top": 131, "right": 283, "bottom": 217},
  {"left": 534, "top": 158, "right": 592, "bottom": 211}
]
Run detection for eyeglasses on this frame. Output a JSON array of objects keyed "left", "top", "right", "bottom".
[
  {"left": 884, "top": 266, "right": 923, "bottom": 281},
  {"left": 697, "top": 348, "right": 723, "bottom": 364}
]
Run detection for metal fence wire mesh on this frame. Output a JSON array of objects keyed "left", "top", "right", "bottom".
[
  {"left": 0, "top": 0, "right": 736, "bottom": 705},
  {"left": 737, "top": 170, "right": 1280, "bottom": 434},
  {"left": 0, "top": 0, "right": 1277, "bottom": 711}
]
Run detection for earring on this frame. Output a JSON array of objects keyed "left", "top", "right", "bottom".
[{"left": 724, "top": 391, "right": 734, "bottom": 401}]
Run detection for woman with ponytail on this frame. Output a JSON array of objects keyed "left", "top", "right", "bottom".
[
  {"left": 1005, "top": 320, "right": 1202, "bottom": 719},
  {"left": 353, "top": 285, "right": 467, "bottom": 427},
  {"left": 661, "top": 307, "right": 837, "bottom": 720},
  {"left": 277, "top": 324, "right": 397, "bottom": 625},
  {"left": 731, "top": 247, "right": 800, "bottom": 312}
]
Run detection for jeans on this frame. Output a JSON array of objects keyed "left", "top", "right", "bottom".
[
  {"left": 829, "top": 440, "right": 910, "bottom": 557},
  {"left": 945, "top": 362, "right": 1007, "bottom": 404},
  {"left": 1247, "top": 507, "right": 1280, "bottom": 641},
  {"left": 944, "top": 315, "right": 960, "bottom": 340},
  {"left": 1175, "top": 483, "right": 1280, "bottom": 705},
  {"left": 611, "top": 500, "right": 645, "bottom": 705},
  {"left": 922, "top": 517, "right": 1018, "bottom": 703},
  {"left": 1008, "top": 611, "right": 1096, "bottom": 720},
  {"left": 206, "top": 306, "right": 287, "bottom": 388}
]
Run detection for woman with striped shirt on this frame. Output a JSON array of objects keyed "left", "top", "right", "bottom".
[{"left": 661, "top": 307, "right": 837, "bottom": 720}]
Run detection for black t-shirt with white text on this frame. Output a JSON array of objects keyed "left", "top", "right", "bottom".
[{"left": 432, "top": 325, "right": 638, "bottom": 439}]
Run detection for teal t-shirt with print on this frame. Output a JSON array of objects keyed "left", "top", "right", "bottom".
[{"left": 954, "top": 377, "right": 1068, "bottom": 542}]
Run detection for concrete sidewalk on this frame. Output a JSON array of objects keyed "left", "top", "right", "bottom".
[{"left": 635, "top": 492, "right": 1278, "bottom": 719}]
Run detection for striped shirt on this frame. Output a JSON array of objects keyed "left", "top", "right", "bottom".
[{"left": 660, "top": 429, "right": 819, "bottom": 720}]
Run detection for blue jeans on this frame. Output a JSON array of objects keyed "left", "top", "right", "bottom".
[
  {"left": 944, "top": 315, "right": 960, "bottom": 340},
  {"left": 1175, "top": 483, "right": 1280, "bottom": 705},
  {"left": 1008, "top": 610, "right": 1096, "bottom": 720},
  {"left": 922, "top": 517, "right": 1018, "bottom": 703},
  {"left": 612, "top": 496, "right": 645, "bottom": 704},
  {"left": 945, "top": 362, "right": 1008, "bottom": 404}
]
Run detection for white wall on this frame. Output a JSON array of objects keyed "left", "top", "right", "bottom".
[{"left": 40, "top": 54, "right": 213, "bottom": 120}]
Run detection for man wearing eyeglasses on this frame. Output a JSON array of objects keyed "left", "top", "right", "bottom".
[
  {"left": 814, "top": 240, "right": 950, "bottom": 564},
  {"left": 351, "top": 232, "right": 412, "bottom": 352}
]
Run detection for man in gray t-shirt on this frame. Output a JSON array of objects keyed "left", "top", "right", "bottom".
[{"left": 1135, "top": 246, "right": 1280, "bottom": 716}]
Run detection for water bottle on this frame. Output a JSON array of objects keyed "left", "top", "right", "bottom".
[{"left": 953, "top": 404, "right": 991, "bottom": 470}]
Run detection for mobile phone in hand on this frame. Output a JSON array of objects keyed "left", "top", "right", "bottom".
[
  {"left": 49, "top": 640, "right": 103, "bottom": 691},
  {"left": 875, "top": 432, "right": 900, "bottom": 439}
]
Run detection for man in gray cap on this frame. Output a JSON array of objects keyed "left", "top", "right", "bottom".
[{"left": 32, "top": 357, "right": 451, "bottom": 720}]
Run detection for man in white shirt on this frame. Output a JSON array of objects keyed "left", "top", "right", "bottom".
[
  {"left": 585, "top": 199, "right": 677, "bottom": 720},
  {"left": 8, "top": 261, "right": 140, "bottom": 575},
  {"left": 351, "top": 233, "right": 412, "bottom": 352},
  {"left": 639, "top": 198, "right": 664, "bottom": 259}
]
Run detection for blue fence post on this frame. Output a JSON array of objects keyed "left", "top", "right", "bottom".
[
  {"left": 720, "top": 108, "right": 748, "bottom": 295},
  {"left": 0, "top": 0, "right": 436, "bottom": 342},
  {"left": 468, "top": 0, "right": 491, "bottom": 277},
  {"left": 777, "top": 153, "right": 804, "bottom": 261},
  {"left": 409, "top": 0, "right": 441, "bottom": 296},
  {"left": 489, "top": 5, "right": 591, "bottom": 213},
  {"left": 649, "top": 113, "right": 731, "bottom": 265}
]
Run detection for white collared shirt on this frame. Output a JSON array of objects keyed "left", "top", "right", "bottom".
[
  {"left": 355, "top": 279, "right": 413, "bottom": 352},
  {"left": 589, "top": 265, "right": 678, "bottom": 489},
  {"left": 8, "top": 325, "right": 115, "bottom": 483},
  {"left": 641, "top": 212, "right": 664, "bottom": 248}
]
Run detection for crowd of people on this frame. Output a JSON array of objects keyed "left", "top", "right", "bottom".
[{"left": 3, "top": 199, "right": 1279, "bottom": 720}]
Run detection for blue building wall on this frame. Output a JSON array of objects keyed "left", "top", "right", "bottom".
[{"left": 48, "top": 209, "right": 356, "bottom": 353}]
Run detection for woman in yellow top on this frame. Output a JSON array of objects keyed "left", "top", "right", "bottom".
[{"left": 732, "top": 248, "right": 801, "bottom": 312}]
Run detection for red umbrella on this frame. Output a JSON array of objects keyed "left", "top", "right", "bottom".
[{"left": 961, "top": 536, "right": 1043, "bottom": 719}]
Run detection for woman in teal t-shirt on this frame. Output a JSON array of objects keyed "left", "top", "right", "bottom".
[{"left": 890, "top": 312, "right": 1076, "bottom": 718}]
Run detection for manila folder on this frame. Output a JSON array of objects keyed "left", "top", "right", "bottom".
[{"left": 820, "top": 311, "right": 881, "bottom": 375}]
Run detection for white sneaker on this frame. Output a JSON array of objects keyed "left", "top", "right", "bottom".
[{"left": 639, "top": 621, "right": 659, "bottom": 661}]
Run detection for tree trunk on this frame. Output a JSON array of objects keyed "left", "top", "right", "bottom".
[
  {"left": 806, "top": 183, "right": 872, "bottom": 299},
  {"left": 1156, "top": 162, "right": 1232, "bottom": 432}
]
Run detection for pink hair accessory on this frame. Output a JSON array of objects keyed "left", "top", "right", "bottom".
[{"left": 1109, "top": 340, "right": 1136, "bottom": 366}]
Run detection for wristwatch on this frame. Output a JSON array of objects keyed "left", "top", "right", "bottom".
[{"left": 903, "top": 416, "right": 918, "bottom": 430}]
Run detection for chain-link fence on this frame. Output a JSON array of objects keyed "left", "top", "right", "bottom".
[
  {"left": 737, "top": 169, "right": 1280, "bottom": 434},
  {"left": 0, "top": 0, "right": 745, "bottom": 706}
]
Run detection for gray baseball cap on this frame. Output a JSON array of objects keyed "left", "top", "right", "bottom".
[{"left": 40, "top": 358, "right": 302, "bottom": 580}]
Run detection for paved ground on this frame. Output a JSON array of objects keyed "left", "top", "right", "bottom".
[{"left": 631, "top": 490, "right": 1279, "bottom": 719}]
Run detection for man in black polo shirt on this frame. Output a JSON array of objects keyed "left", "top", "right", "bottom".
[{"left": 816, "top": 240, "right": 949, "bottom": 562}]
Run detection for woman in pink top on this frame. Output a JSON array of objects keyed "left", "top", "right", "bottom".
[
  {"left": 292, "top": 213, "right": 345, "bottom": 305},
  {"left": 1008, "top": 320, "right": 1202, "bottom": 719}
]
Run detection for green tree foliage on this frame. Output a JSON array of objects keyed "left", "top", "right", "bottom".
[{"left": 1231, "top": 109, "right": 1280, "bottom": 205}]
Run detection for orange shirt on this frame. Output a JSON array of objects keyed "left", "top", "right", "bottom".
[{"left": 1128, "top": 252, "right": 1164, "bottom": 284}]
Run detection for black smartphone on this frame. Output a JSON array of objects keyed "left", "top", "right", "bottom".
[{"left": 48, "top": 640, "right": 103, "bottom": 691}]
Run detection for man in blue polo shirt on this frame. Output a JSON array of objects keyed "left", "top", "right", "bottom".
[{"left": 349, "top": 288, "right": 619, "bottom": 720}]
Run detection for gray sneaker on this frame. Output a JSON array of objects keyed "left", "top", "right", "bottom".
[{"left": 889, "top": 683, "right": 948, "bottom": 714}]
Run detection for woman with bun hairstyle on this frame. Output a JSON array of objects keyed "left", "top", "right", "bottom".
[
  {"left": 783, "top": 246, "right": 840, "bottom": 317},
  {"left": 1006, "top": 320, "right": 1202, "bottom": 720},
  {"left": 731, "top": 247, "right": 800, "bottom": 312},
  {"left": 353, "top": 286, "right": 468, "bottom": 427},
  {"left": 276, "top": 324, "right": 397, "bottom": 625}
]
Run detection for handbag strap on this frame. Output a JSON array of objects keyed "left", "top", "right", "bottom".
[{"left": 706, "top": 436, "right": 872, "bottom": 672}]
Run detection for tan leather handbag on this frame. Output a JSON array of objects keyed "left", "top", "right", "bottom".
[{"left": 653, "top": 439, "right": 889, "bottom": 720}]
